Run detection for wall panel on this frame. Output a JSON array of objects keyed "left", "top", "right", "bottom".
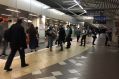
[{"left": 0, "top": 0, "right": 78, "bottom": 23}]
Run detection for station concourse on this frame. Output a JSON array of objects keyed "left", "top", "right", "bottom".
[{"left": 0, "top": 0, "right": 119, "bottom": 79}]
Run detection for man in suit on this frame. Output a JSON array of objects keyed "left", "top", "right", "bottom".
[{"left": 4, "top": 19, "right": 29, "bottom": 71}]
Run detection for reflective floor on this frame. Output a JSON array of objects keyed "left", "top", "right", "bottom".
[{"left": 0, "top": 35, "right": 119, "bottom": 79}]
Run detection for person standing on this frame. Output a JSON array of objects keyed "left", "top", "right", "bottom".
[
  {"left": 80, "top": 29, "right": 87, "bottom": 46},
  {"left": 27, "top": 24, "right": 38, "bottom": 52},
  {"left": 35, "top": 27, "right": 39, "bottom": 47},
  {"left": 4, "top": 19, "right": 29, "bottom": 71},
  {"left": 92, "top": 29, "right": 97, "bottom": 45},
  {"left": 105, "top": 30, "right": 111, "bottom": 46},
  {"left": 47, "top": 26, "right": 56, "bottom": 51},
  {"left": 58, "top": 25, "right": 66, "bottom": 51},
  {"left": 0, "top": 18, "right": 3, "bottom": 46},
  {"left": 65, "top": 25, "right": 72, "bottom": 48},
  {"left": 76, "top": 28, "right": 81, "bottom": 42},
  {"left": 0, "top": 20, "right": 12, "bottom": 56}
]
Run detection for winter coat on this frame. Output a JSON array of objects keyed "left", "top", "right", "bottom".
[{"left": 9, "top": 23, "right": 27, "bottom": 49}]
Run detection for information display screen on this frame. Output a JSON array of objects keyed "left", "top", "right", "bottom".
[{"left": 93, "top": 16, "right": 106, "bottom": 24}]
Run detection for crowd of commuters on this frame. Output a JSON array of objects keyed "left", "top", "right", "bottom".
[{"left": 0, "top": 18, "right": 113, "bottom": 72}]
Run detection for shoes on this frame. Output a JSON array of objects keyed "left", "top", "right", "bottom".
[
  {"left": 66, "top": 47, "right": 70, "bottom": 49},
  {"left": 105, "top": 44, "right": 110, "bottom": 46},
  {"left": 4, "top": 68, "right": 12, "bottom": 72},
  {"left": 50, "top": 49, "right": 52, "bottom": 51},
  {"left": 60, "top": 49, "right": 63, "bottom": 51},
  {"left": 21, "top": 64, "right": 29, "bottom": 68},
  {"left": 46, "top": 45, "right": 49, "bottom": 48}
]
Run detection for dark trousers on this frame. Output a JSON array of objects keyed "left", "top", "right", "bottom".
[
  {"left": 0, "top": 36, "right": 2, "bottom": 46},
  {"left": 4, "top": 47, "right": 26, "bottom": 69},
  {"left": 55, "top": 38, "right": 60, "bottom": 46},
  {"left": 1, "top": 41, "right": 8, "bottom": 55},
  {"left": 67, "top": 40, "right": 71, "bottom": 48},
  {"left": 77, "top": 36, "right": 80, "bottom": 42},
  {"left": 80, "top": 35, "right": 86, "bottom": 46},
  {"left": 59, "top": 40, "right": 63, "bottom": 50},
  {"left": 105, "top": 37, "right": 109, "bottom": 46},
  {"left": 92, "top": 37, "right": 96, "bottom": 45},
  {"left": 66, "top": 37, "right": 71, "bottom": 48}
]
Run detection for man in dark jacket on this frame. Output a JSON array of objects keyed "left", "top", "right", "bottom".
[
  {"left": 76, "top": 28, "right": 81, "bottom": 42},
  {"left": 58, "top": 25, "right": 66, "bottom": 51},
  {"left": 80, "top": 29, "right": 87, "bottom": 47},
  {"left": 66, "top": 25, "right": 72, "bottom": 48},
  {"left": 4, "top": 19, "right": 29, "bottom": 71},
  {"left": 92, "top": 29, "right": 97, "bottom": 45},
  {"left": 0, "top": 18, "right": 3, "bottom": 46}
]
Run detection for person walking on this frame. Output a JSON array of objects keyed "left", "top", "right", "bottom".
[
  {"left": 4, "top": 19, "right": 29, "bottom": 71},
  {"left": 65, "top": 25, "right": 72, "bottom": 48},
  {"left": 27, "top": 24, "right": 38, "bottom": 52},
  {"left": 58, "top": 25, "right": 66, "bottom": 51}
]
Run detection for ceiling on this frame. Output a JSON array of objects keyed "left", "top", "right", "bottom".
[
  {"left": 37, "top": 0, "right": 84, "bottom": 15},
  {"left": 37, "top": 0, "right": 119, "bottom": 19},
  {"left": 0, "top": 4, "right": 37, "bottom": 19}
]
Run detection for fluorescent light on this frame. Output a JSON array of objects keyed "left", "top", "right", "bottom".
[
  {"left": 84, "top": 10, "right": 87, "bottom": 13},
  {"left": 68, "top": 4, "right": 77, "bottom": 9},
  {"left": 73, "top": 0, "right": 84, "bottom": 10},
  {"left": 73, "top": 0, "right": 79, "bottom": 4},
  {"left": 28, "top": 20, "right": 32, "bottom": 22},
  {"left": 79, "top": 12, "right": 85, "bottom": 16},
  {"left": 1, "top": 14, "right": 12, "bottom": 16},
  {"left": 29, "top": 14, "right": 37, "bottom": 17},
  {"left": 73, "top": 0, "right": 87, "bottom": 14},
  {"left": 6, "top": 9, "right": 20, "bottom": 13},
  {"left": 50, "top": 9, "right": 65, "bottom": 15},
  {"left": 24, "top": 0, "right": 50, "bottom": 9},
  {"left": 46, "top": 18, "right": 50, "bottom": 19},
  {"left": 24, "top": 20, "right": 32, "bottom": 22},
  {"left": 79, "top": 5, "right": 83, "bottom": 9},
  {"left": 19, "top": 17, "right": 27, "bottom": 19}
]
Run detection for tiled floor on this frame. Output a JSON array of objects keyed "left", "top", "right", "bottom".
[
  {"left": 17, "top": 42, "right": 119, "bottom": 79},
  {"left": 1, "top": 34, "right": 119, "bottom": 79},
  {"left": 0, "top": 37, "right": 91, "bottom": 79}
]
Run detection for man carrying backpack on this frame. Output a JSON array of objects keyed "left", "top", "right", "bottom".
[{"left": 4, "top": 19, "right": 29, "bottom": 71}]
